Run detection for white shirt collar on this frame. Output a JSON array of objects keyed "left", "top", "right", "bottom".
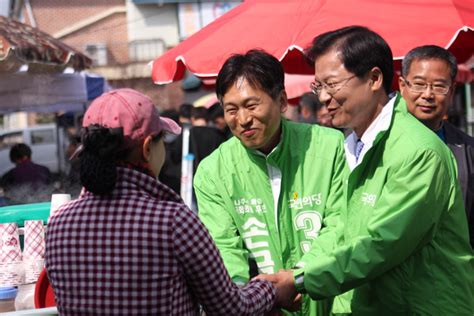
[{"left": 345, "top": 95, "right": 396, "bottom": 171}]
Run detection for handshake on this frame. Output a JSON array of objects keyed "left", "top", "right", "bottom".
[{"left": 254, "top": 269, "right": 302, "bottom": 314}]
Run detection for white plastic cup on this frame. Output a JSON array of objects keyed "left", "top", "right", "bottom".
[
  {"left": 50, "top": 194, "right": 71, "bottom": 217},
  {"left": 14, "top": 283, "right": 35, "bottom": 310}
]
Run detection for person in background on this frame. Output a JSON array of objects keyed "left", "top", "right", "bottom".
[
  {"left": 194, "top": 49, "right": 347, "bottom": 315},
  {"left": 159, "top": 106, "right": 226, "bottom": 196},
  {"left": 0, "top": 143, "right": 52, "bottom": 204},
  {"left": 315, "top": 103, "right": 333, "bottom": 128},
  {"left": 1, "top": 143, "right": 51, "bottom": 188},
  {"left": 179, "top": 103, "right": 193, "bottom": 125},
  {"left": 298, "top": 92, "right": 319, "bottom": 124},
  {"left": 188, "top": 106, "right": 227, "bottom": 173},
  {"left": 190, "top": 106, "right": 209, "bottom": 126},
  {"left": 158, "top": 109, "right": 181, "bottom": 194},
  {"left": 283, "top": 103, "right": 300, "bottom": 121},
  {"left": 208, "top": 102, "right": 232, "bottom": 139},
  {"left": 160, "top": 109, "right": 180, "bottom": 125},
  {"left": 299, "top": 93, "right": 333, "bottom": 128},
  {"left": 399, "top": 45, "right": 474, "bottom": 248},
  {"left": 257, "top": 26, "right": 473, "bottom": 315},
  {"left": 45, "top": 88, "right": 286, "bottom": 316}
]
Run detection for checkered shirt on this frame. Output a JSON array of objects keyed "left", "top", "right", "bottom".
[{"left": 45, "top": 167, "right": 275, "bottom": 315}]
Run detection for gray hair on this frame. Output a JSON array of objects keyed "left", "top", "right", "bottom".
[{"left": 402, "top": 45, "right": 457, "bottom": 81}]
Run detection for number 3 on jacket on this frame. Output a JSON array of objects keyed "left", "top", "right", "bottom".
[{"left": 294, "top": 211, "right": 323, "bottom": 253}]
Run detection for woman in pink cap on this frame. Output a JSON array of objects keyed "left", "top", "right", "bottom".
[{"left": 45, "top": 89, "right": 288, "bottom": 315}]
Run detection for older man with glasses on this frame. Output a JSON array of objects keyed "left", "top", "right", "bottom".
[
  {"left": 400, "top": 45, "right": 474, "bottom": 248},
  {"left": 257, "top": 26, "right": 473, "bottom": 315}
]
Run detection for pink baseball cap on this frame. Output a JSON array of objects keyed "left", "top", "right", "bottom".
[
  {"left": 71, "top": 89, "right": 181, "bottom": 160},
  {"left": 83, "top": 88, "right": 181, "bottom": 146}
]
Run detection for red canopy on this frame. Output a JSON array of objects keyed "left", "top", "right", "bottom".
[
  {"left": 0, "top": 16, "right": 91, "bottom": 73},
  {"left": 152, "top": 0, "right": 474, "bottom": 84}
]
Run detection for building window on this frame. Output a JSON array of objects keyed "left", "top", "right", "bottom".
[
  {"left": 129, "top": 39, "right": 165, "bottom": 62},
  {"left": 85, "top": 44, "right": 108, "bottom": 66}
]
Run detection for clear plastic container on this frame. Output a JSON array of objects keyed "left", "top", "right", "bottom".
[
  {"left": 15, "top": 283, "right": 36, "bottom": 310},
  {"left": 0, "top": 287, "right": 18, "bottom": 312}
]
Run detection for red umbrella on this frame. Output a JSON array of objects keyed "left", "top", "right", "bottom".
[
  {"left": 0, "top": 16, "right": 91, "bottom": 73},
  {"left": 152, "top": 0, "right": 474, "bottom": 84}
]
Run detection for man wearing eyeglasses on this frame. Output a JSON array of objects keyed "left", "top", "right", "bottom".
[
  {"left": 399, "top": 45, "right": 474, "bottom": 249},
  {"left": 257, "top": 26, "right": 473, "bottom": 315}
]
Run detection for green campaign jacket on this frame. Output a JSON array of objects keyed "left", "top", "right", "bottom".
[
  {"left": 302, "top": 95, "right": 474, "bottom": 315},
  {"left": 194, "top": 119, "right": 347, "bottom": 316}
]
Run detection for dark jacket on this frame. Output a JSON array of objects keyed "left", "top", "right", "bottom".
[
  {"left": 159, "top": 126, "right": 226, "bottom": 195},
  {"left": 0, "top": 160, "right": 52, "bottom": 205},
  {"left": 0, "top": 160, "right": 51, "bottom": 189},
  {"left": 444, "top": 120, "right": 474, "bottom": 248}
]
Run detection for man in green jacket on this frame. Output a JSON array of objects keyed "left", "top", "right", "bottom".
[
  {"left": 399, "top": 45, "right": 474, "bottom": 248},
  {"left": 194, "top": 50, "right": 347, "bottom": 315},
  {"left": 258, "top": 26, "right": 474, "bottom": 315}
]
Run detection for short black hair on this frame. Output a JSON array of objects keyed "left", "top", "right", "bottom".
[
  {"left": 216, "top": 49, "right": 285, "bottom": 101},
  {"left": 305, "top": 25, "right": 394, "bottom": 94},
  {"left": 402, "top": 45, "right": 457, "bottom": 82},
  {"left": 299, "top": 92, "right": 323, "bottom": 112},
  {"left": 191, "top": 106, "right": 208, "bottom": 121},
  {"left": 160, "top": 109, "right": 180, "bottom": 124},
  {"left": 208, "top": 102, "right": 224, "bottom": 121},
  {"left": 10, "top": 143, "right": 32, "bottom": 163},
  {"left": 179, "top": 103, "right": 193, "bottom": 119}
]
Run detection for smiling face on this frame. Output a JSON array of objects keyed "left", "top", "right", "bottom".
[
  {"left": 314, "top": 49, "right": 382, "bottom": 137},
  {"left": 222, "top": 77, "right": 287, "bottom": 154},
  {"left": 400, "top": 58, "right": 455, "bottom": 130}
]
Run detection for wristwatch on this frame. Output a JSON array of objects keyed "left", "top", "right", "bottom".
[{"left": 293, "top": 268, "right": 306, "bottom": 294}]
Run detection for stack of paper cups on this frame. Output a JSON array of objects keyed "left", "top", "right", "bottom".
[
  {"left": 0, "top": 223, "right": 24, "bottom": 286},
  {"left": 50, "top": 193, "right": 71, "bottom": 217},
  {"left": 23, "top": 220, "right": 45, "bottom": 283}
]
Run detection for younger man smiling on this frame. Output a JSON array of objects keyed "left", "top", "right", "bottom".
[{"left": 194, "top": 50, "right": 347, "bottom": 315}]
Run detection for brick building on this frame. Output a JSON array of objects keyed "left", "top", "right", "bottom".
[
  {"left": 4, "top": 0, "right": 241, "bottom": 111},
  {"left": 16, "top": 0, "right": 184, "bottom": 110}
]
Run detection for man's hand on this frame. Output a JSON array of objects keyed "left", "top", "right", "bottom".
[{"left": 255, "top": 270, "right": 301, "bottom": 312}]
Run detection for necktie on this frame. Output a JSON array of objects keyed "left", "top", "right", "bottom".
[{"left": 355, "top": 139, "right": 364, "bottom": 162}]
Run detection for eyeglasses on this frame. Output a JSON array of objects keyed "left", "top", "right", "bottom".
[
  {"left": 310, "top": 75, "right": 356, "bottom": 97},
  {"left": 402, "top": 78, "right": 451, "bottom": 95}
]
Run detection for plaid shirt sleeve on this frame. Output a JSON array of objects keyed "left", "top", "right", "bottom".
[{"left": 173, "top": 206, "right": 276, "bottom": 315}]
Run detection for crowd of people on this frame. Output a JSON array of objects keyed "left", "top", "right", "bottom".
[
  {"left": 0, "top": 74, "right": 331, "bottom": 206},
  {"left": 2, "top": 24, "right": 470, "bottom": 315}
]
